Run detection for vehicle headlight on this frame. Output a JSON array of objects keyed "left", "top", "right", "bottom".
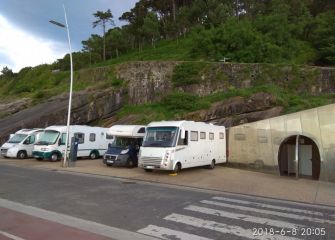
[
  {"left": 164, "top": 150, "right": 174, "bottom": 163},
  {"left": 120, "top": 149, "right": 129, "bottom": 154}
]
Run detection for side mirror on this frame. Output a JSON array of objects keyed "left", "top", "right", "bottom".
[
  {"left": 58, "top": 138, "right": 62, "bottom": 146},
  {"left": 180, "top": 129, "right": 185, "bottom": 139}
]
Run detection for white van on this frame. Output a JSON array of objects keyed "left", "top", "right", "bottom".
[
  {"left": 33, "top": 125, "right": 113, "bottom": 161},
  {"left": 103, "top": 125, "right": 146, "bottom": 167},
  {"left": 0, "top": 129, "right": 44, "bottom": 159},
  {"left": 139, "top": 121, "right": 226, "bottom": 173}
]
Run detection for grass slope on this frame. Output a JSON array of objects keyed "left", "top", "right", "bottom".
[{"left": 0, "top": 37, "right": 334, "bottom": 123}]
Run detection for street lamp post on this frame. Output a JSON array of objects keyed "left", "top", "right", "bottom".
[{"left": 50, "top": 4, "right": 73, "bottom": 168}]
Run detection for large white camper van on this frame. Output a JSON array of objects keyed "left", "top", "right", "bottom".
[
  {"left": 0, "top": 129, "right": 43, "bottom": 159},
  {"left": 33, "top": 125, "right": 113, "bottom": 161},
  {"left": 103, "top": 125, "right": 146, "bottom": 167},
  {"left": 139, "top": 121, "right": 226, "bottom": 173}
]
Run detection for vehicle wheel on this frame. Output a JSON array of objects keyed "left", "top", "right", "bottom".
[
  {"left": 90, "top": 151, "right": 98, "bottom": 160},
  {"left": 208, "top": 159, "right": 216, "bottom": 169},
  {"left": 36, "top": 158, "right": 43, "bottom": 161},
  {"left": 51, "top": 153, "right": 58, "bottom": 162},
  {"left": 17, "top": 151, "right": 27, "bottom": 159},
  {"left": 144, "top": 169, "right": 153, "bottom": 172},
  {"left": 127, "top": 159, "right": 134, "bottom": 168},
  {"left": 106, "top": 163, "right": 112, "bottom": 167},
  {"left": 172, "top": 162, "right": 181, "bottom": 174}
]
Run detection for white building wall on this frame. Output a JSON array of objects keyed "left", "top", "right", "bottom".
[{"left": 228, "top": 104, "right": 335, "bottom": 182}]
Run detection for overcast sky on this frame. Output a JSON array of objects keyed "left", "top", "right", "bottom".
[{"left": 0, "top": 0, "right": 138, "bottom": 72}]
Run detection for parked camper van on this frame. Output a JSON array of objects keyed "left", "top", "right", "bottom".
[
  {"left": 103, "top": 125, "right": 145, "bottom": 168},
  {"left": 0, "top": 129, "right": 43, "bottom": 159},
  {"left": 139, "top": 121, "right": 226, "bottom": 173},
  {"left": 33, "top": 125, "right": 113, "bottom": 161}
]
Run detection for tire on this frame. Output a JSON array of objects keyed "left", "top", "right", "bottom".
[
  {"left": 106, "top": 163, "right": 112, "bottom": 167},
  {"left": 89, "top": 151, "right": 98, "bottom": 160},
  {"left": 127, "top": 159, "right": 135, "bottom": 168},
  {"left": 208, "top": 159, "right": 216, "bottom": 169},
  {"left": 172, "top": 162, "right": 181, "bottom": 174},
  {"left": 144, "top": 169, "right": 153, "bottom": 172},
  {"left": 17, "top": 151, "right": 27, "bottom": 159},
  {"left": 51, "top": 153, "right": 58, "bottom": 162}
]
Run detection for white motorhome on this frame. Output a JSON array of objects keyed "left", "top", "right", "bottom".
[
  {"left": 103, "top": 125, "right": 146, "bottom": 168},
  {"left": 0, "top": 129, "right": 44, "bottom": 159},
  {"left": 33, "top": 125, "right": 113, "bottom": 161},
  {"left": 139, "top": 121, "right": 226, "bottom": 173}
]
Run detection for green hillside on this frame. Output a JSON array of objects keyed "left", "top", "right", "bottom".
[{"left": 0, "top": 0, "right": 334, "bottom": 123}]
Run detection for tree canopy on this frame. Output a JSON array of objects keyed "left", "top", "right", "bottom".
[
  {"left": 92, "top": 9, "right": 115, "bottom": 61},
  {"left": 53, "top": 0, "right": 335, "bottom": 69}
]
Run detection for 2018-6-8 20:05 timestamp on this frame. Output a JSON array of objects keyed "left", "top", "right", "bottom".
[{"left": 252, "top": 227, "right": 327, "bottom": 237}]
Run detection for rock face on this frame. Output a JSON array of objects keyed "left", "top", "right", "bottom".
[
  {"left": 0, "top": 88, "right": 124, "bottom": 144},
  {"left": 116, "top": 61, "right": 179, "bottom": 105},
  {"left": 0, "top": 98, "right": 32, "bottom": 117},
  {"left": 0, "top": 61, "right": 334, "bottom": 144},
  {"left": 116, "top": 62, "right": 335, "bottom": 103},
  {"left": 184, "top": 93, "right": 283, "bottom": 127}
]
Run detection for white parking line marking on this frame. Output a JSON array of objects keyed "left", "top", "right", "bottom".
[
  {"left": 185, "top": 205, "right": 303, "bottom": 229},
  {"left": 165, "top": 213, "right": 301, "bottom": 240},
  {"left": 212, "top": 197, "right": 325, "bottom": 217},
  {"left": 0, "top": 230, "right": 25, "bottom": 240},
  {"left": 137, "top": 225, "right": 213, "bottom": 240},
  {"left": 201, "top": 200, "right": 335, "bottom": 225}
]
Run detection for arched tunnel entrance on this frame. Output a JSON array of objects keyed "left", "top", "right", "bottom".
[{"left": 278, "top": 135, "right": 320, "bottom": 180}]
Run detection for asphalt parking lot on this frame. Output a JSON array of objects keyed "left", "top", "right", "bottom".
[{"left": 1, "top": 156, "right": 335, "bottom": 206}]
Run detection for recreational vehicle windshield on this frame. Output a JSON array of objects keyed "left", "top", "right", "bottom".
[
  {"left": 0, "top": 129, "right": 43, "bottom": 159},
  {"left": 142, "top": 127, "right": 178, "bottom": 148},
  {"left": 139, "top": 121, "right": 226, "bottom": 173},
  {"left": 104, "top": 125, "right": 146, "bottom": 168},
  {"left": 33, "top": 125, "right": 112, "bottom": 161}
]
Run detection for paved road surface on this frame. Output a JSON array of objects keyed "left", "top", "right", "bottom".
[
  {"left": 0, "top": 206, "right": 112, "bottom": 240},
  {"left": 0, "top": 164, "right": 334, "bottom": 240}
]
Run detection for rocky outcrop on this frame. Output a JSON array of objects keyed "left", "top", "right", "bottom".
[
  {"left": 0, "top": 98, "right": 32, "bottom": 118},
  {"left": 116, "top": 62, "right": 335, "bottom": 103},
  {"left": 1, "top": 61, "right": 334, "bottom": 143},
  {"left": 116, "top": 61, "right": 179, "bottom": 105},
  {"left": 0, "top": 88, "right": 124, "bottom": 144},
  {"left": 183, "top": 93, "right": 283, "bottom": 127}
]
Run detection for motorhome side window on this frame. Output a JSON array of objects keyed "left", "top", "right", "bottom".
[
  {"left": 25, "top": 135, "right": 35, "bottom": 144},
  {"left": 74, "top": 133, "right": 85, "bottom": 144},
  {"left": 89, "top": 133, "right": 96, "bottom": 142},
  {"left": 138, "top": 127, "right": 145, "bottom": 134},
  {"left": 209, "top": 132, "right": 214, "bottom": 140},
  {"left": 106, "top": 133, "right": 113, "bottom": 140},
  {"left": 219, "top": 132, "right": 224, "bottom": 139},
  {"left": 30, "top": 135, "right": 36, "bottom": 144},
  {"left": 200, "top": 132, "right": 206, "bottom": 140},
  {"left": 60, "top": 133, "right": 66, "bottom": 145},
  {"left": 190, "top": 131, "right": 198, "bottom": 141},
  {"left": 177, "top": 130, "right": 188, "bottom": 146}
]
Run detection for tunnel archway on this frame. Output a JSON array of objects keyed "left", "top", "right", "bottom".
[{"left": 278, "top": 135, "right": 320, "bottom": 180}]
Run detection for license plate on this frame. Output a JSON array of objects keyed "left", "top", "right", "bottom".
[
  {"left": 145, "top": 166, "right": 154, "bottom": 169},
  {"left": 107, "top": 160, "right": 114, "bottom": 163}
]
